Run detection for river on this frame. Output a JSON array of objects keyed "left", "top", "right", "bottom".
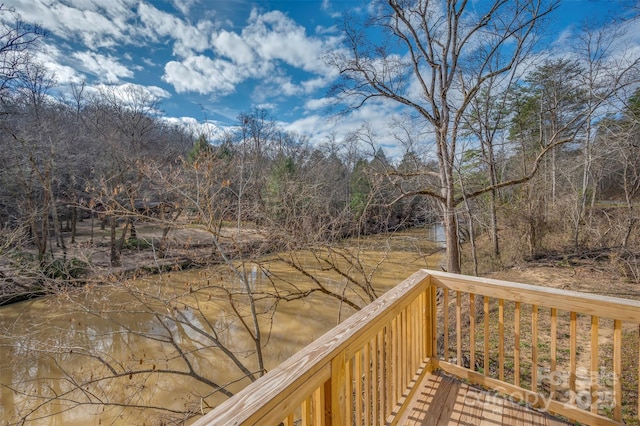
[{"left": 0, "top": 226, "right": 443, "bottom": 425}]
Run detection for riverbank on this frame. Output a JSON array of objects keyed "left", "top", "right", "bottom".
[
  {"left": 3, "top": 219, "right": 637, "bottom": 307},
  {"left": 0, "top": 223, "right": 270, "bottom": 305}
]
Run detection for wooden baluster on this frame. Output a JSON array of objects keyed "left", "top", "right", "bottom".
[
  {"left": 415, "top": 300, "right": 420, "bottom": 370},
  {"left": 330, "top": 351, "right": 348, "bottom": 426},
  {"left": 392, "top": 315, "right": 399, "bottom": 405},
  {"left": 590, "top": 315, "right": 599, "bottom": 414},
  {"left": 407, "top": 303, "right": 416, "bottom": 385},
  {"left": 514, "top": 301, "right": 521, "bottom": 387},
  {"left": 570, "top": 312, "right": 577, "bottom": 400},
  {"left": 374, "top": 334, "right": 379, "bottom": 425},
  {"left": 484, "top": 296, "right": 490, "bottom": 376},
  {"left": 419, "top": 290, "right": 425, "bottom": 360},
  {"left": 283, "top": 413, "right": 294, "bottom": 426},
  {"left": 355, "top": 350, "right": 362, "bottom": 426},
  {"left": 422, "top": 290, "right": 427, "bottom": 357},
  {"left": 347, "top": 356, "right": 353, "bottom": 425},
  {"left": 532, "top": 304, "right": 538, "bottom": 393},
  {"left": 380, "top": 329, "right": 387, "bottom": 424},
  {"left": 396, "top": 308, "right": 407, "bottom": 394},
  {"left": 385, "top": 323, "right": 392, "bottom": 418},
  {"left": 470, "top": 293, "right": 476, "bottom": 371},
  {"left": 377, "top": 329, "right": 384, "bottom": 423},
  {"left": 499, "top": 298, "right": 504, "bottom": 381},
  {"left": 430, "top": 285, "right": 438, "bottom": 359},
  {"left": 636, "top": 325, "right": 640, "bottom": 422},
  {"left": 456, "top": 291, "right": 462, "bottom": 366},
  {"left": 364, "top": 340, "right": 371, "bottom": 426},
  {"left": 406, "top": 303, "right": 412, "bottom": 385},
  {"left": 405, "top": 306, "right": 410, "bottom": 388},
  {"left": 614, "top": 319, "right": 622, "bottom": 421},
  {"left": 301, "top": 396, "right": 311, "bottom": 426},
  {"left": 550, "top": 308, "right": 557, "bottom": 397},
  {"left": 443, "top": 289, "right": 449, "bottom": 362},
  {"left": 314, "top": 383, "right": 327, "bottom": 426}
]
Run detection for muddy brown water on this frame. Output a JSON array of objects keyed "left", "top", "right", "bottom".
[{"left": 0, "top": 228, "right": 443, "bottom": 425}]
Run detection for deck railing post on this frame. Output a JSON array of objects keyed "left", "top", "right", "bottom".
[
  {"left": 330, "top": 350, "right": 347, "bottom": 425},
  {"left": 322, "top": 378, "right": 332, "bottom": 426},
  {"left": 424, "top": 282, "right": 437, "bottom": 365}
]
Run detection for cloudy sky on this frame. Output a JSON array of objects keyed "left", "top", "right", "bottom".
[{"left": 3, "top": 0, "right": 638, "bottom": 155}]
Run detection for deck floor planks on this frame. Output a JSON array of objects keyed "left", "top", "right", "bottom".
[
  {"left": 397, "top": 371, "right": 571, "bottom": 425},
  {"left": 457, "top": 382, "right": 486, "bottom": 425}
]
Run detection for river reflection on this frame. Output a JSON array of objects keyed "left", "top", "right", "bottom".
[{"left": 0, "top": 228, "right": 443, "bottom": 425}]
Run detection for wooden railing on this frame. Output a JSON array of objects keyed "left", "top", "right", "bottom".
[{"left": 192, "top": 269, "right": 640, "bottom": 426}]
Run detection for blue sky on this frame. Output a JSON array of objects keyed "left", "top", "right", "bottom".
[{"left": 3, "top": 0, "right": 639, "bottom": 156}]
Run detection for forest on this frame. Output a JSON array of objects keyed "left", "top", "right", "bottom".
[
  {"left": 0, "top": 0, "right": 640, "bottom": 424},
  {"left": 1, "top": 2, "right": 639, "bottom": 298}
]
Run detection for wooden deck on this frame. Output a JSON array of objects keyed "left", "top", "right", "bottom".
[
  {"left": 399, "top": 371, "right": 570, "bottom": 425},
  {"left": 194, "top": 270, "right": 640, "bottom": 426}
]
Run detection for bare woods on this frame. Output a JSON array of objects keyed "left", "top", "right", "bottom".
[{"left": 0, "top": 1, "right": 639, "bottom": 424}]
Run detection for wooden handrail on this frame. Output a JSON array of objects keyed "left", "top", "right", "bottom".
[
  {"left": 191, "top": 269, "right": 433, "bottom": 426},
  {"left": 428, "top": 270, "right": 640, "bottom": 322},
  {"left": 429, "top": 270, "right": 640, "bottom": 426},
  {"left": 191, "top": 269, "right": 640, "bottom": 425}
]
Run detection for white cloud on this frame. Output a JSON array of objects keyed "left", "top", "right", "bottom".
[
  {"left": 137, "top": 2, "right": 213, "bottom": 55},
  {"left": 72, "top": 51, "right": 134, "bottom": 82},
  {"left": 162, "top": 116, "right": 228, "bottom": 141},
  {"left": 163, "top": 55, "right": 245, "bottom": 95},
  {"left": 7, "top": 0, "right": 137, "bottom": 49},
  {"left": 91, "top": 82, "right": 172, "bottom": 118},
  {"left": 30, "top": 45, "right": 82, "bottom": 84},
  {"left": 162, "top": 8, "right": 340, "bottom": 97},
  {"left": 7, "top": 0, "right": 214, "bottom": 56},
  {"left": 95, "top": 82, "right": 171, "bottom": 100},
  {"left": 283, "top": 99, "right": 409, "bottom": 160},
  {"left": 243, "top": 9, "right": 329, "bottom": 74},
  {"left": 45, "top": 62, "right": 83, "bottom": 85},
  {"left": 265, "top": 75, "right": 303, "bottom": 97},
  {"left": 169, "top": 0, "right": 198, "bottom": 16},
  {"left": 10, "top": 1, "right": 342, "bottom": 102},
  {"left": 302, "top": 75, "right": 335, "bottom": 93},
  {"left": 304, "top": 97, "right": 331, "bottom": 111},
  {"left": 211, "top": 30, "right": 255, "bottom": 65},
  {"left": 320, "top": 0, "right": 341, "bottom": 19}
]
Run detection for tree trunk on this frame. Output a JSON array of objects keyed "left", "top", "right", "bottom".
[
  {"left": 50, "top": 200, "right": 66, "bottom": 256},
  {"left": 109, "top": 216, "right": 121, "bottom": 267},
  {"left": 489, "top": 189, "right": 499, "bottom": 257},
  {"left": 159, "top": 226, "right": 171, "bottom": 258},
  {"left": 464, "top": 200, "right": 478, "bottom": 276},
  {"left": 129, "top": 220, "right": 137, "bottom": 240},
  {"left": 484, "top": 141, "right": 500, "bottom": 257},
  {"left": 30, "top": 213, "right": 48, "bottom": 261},
  {"left": 71, "top": 206, "right": 77, "bottom": 244},
  {"left": 442, "top": 202, "right": 461, "bottom": 273}
]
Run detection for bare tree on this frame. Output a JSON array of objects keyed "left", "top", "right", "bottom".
[
  {"left": 569, "top": 21, "right": 640, "bottom": 250},
  {"left": 82, "top": 84, "right": 172, "bottom": 266},
  {"left": 0, "top": 5, "right": 45, "bottom": 103},
  {"left": 328, "top": 0, "right": 558, "bottom": 273}
]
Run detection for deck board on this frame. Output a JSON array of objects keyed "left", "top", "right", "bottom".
[{"left": 397, "top": 371, "right": 571, "bottom": 425}]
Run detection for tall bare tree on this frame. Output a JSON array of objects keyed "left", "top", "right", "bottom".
[{"left": 328, "top": 0, "right": 558, "bottom": 273}]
